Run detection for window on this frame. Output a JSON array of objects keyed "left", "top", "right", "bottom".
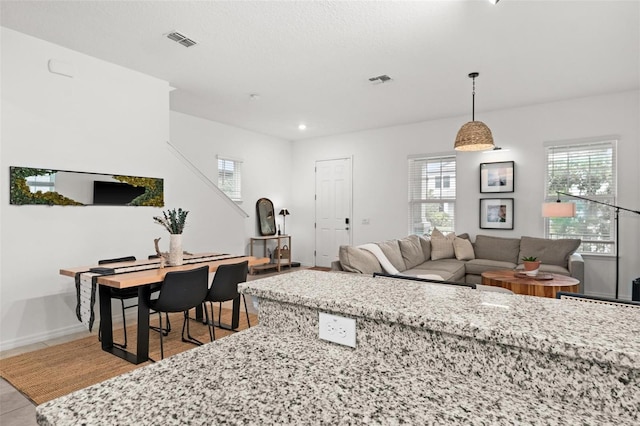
[
  {"left": 408, "top": 154, "right": 456, "bottom": 236},
  {"left": 435, "top": 176, "right": 451, "bottom": 189},
  {"left": 217, "top": 156, "right": 242, "bottom": 202},
  {"left": 544, "top": 139, "right": 617, "bottom": 254}
]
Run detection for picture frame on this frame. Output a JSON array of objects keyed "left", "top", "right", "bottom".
[
  {"left": 480, "top": 198, "right": 514, "bottom": 230},
  {"left": 480, "top": 161, "right": 514, "bottom": 193}
]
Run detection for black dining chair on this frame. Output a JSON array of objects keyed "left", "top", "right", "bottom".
[
  {"left": 97, "top": 256, "right": 138, "bottom": 348},
  {"left": 148, "top": 265, "right": 210, "bottom": 360},
  {"left": 204, "top": 261, "right": 250, "bottom": 342},
  {"left": 98, "top": 256, "right": 171, "bottom": 348}
]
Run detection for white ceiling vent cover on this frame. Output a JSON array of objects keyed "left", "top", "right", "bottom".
[{"left": 166, "top": 31, "right": 197, "bottom": 47}]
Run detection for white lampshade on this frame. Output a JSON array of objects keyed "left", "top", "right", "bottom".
[{"left": 542, "top": 202, "right": 576, "bottom": 218}]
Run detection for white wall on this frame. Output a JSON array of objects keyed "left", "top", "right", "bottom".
[
  {"left": 291, "top": 90, "right": 640, "bottom": 299},
  {"left": 0, "top": 28, "right": 291, "bottom": 351},
  {"left": 169, "top": 111, "right": 293, "bottom": 255}
]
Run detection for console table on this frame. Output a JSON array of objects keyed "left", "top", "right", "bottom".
[{"left": 249, "top": 235, "right": 291, "bottom": 273}]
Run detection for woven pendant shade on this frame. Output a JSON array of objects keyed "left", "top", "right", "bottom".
[
  {"left": 454, "top": 121, "right": 494, "bottom": 151},
  {"left": 454, "top": 72, "right": 495, "bottom": 152}
]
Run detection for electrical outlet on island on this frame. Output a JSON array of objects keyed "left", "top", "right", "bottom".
[{"left": 318, "top": 312, "right": 356, "bottom": 348}]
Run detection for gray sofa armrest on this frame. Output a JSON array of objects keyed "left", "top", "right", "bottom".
[
  {"left": 331, "top": 260, "right": 344, "bottom": 271},
  {"left": 568, "top": 253, "right": 584, "bottom": 293}
]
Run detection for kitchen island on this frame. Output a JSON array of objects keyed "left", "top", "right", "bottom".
[{"left": 37, "top": 270, "right": 639, "bottom": 425}]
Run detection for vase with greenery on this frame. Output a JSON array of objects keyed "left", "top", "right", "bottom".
[{"left": 154, "top": 208, "right": 189, "bottom": 265}]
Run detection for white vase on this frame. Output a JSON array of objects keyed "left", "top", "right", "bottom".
[{"left": 169, "top": 234, "right": 183, "bottom": 266}]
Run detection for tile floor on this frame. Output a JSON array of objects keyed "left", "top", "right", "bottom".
[
  {"left": 0, "top": 266, "right": 307, "bottom": 425},
  {"left": 0, "top": 329, "right": 94, "bottom": 426}
]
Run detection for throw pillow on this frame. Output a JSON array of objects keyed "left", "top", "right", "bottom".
[
  {"left": 419, "top": 236, "right": 431, "bottom": 260},
  {"left": 431, "top": 227, "right": 445, "bottom": 239},
  {"left": 453, "top": 237, "right": 475, "bottom": 261},
  {"left": 430, "top": 231, "right": 456, "bottom": 260}
]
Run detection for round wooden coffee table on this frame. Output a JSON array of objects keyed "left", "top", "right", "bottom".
[{"left": 481, "top": 269, "right": 580, "bottom": 298}]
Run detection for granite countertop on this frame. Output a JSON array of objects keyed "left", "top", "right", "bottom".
[
  {"left": 37, "top": 326, "right": 624, "bottom": 426},
  {"left": 37, "top": 270, "right": 639, "bottom": 425},
  {"left": 239, "top": 270, "right": 640, "bottom": 368}
]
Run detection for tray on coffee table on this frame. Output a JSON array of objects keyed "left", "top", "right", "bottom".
[{"left": 514, "top": 272, "right": 554, "bottom": 280}]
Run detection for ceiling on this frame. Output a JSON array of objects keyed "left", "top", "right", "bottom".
[{"left": 1, "top": 1, "right": 638, "bottom": 141}]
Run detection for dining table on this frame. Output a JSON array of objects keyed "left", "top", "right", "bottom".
[{"left": 60, "top": 254, "right": 269, "bottom": 364}]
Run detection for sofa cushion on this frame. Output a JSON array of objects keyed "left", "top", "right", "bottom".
[
  {"left": 398, "top": 235, "right": 427, "bottom": 270},
  {"left": 453, "top": 237, "right": 475, "bottom": 261},
  {"left": 515, "top": 263, "right": 570, "bottom": 276},
  {"left": 518, "top": 236, "right": 581, "bottom": 269},
  {"left": 338, "top": 246, "right": 383, "bottom": 274},
  {"left": 464, "top": 258, "right": 518, "bottom": 276},
  {"left": 473, "top": 235, "right": 521, "bottom": 264},
  {"left": 376, "top": 239, "right": 406, "bottom": 272},
  {"left": 404, "top": 259, "right": 466, "bottom": 282}
]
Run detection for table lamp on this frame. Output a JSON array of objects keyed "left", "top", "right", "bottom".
[{"left": 279, "top": 209, "right": 290, "bottom": 235}]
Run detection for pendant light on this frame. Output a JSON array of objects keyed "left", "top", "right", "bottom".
[{"left": 454, "top": 72, "right": 495, "bottom": 151}]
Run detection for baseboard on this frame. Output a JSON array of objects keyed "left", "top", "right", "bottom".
[{"left": 0, "top": 322, "right": 88, "bottom": 353}]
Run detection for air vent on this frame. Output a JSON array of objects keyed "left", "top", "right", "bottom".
[
  {"left": 166, "top": 31, "right": 197, "bottom": 48},
  {"left": 369, "top": 74, "right": 392, "bottom": 84}
]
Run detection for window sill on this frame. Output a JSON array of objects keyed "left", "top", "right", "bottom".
[{"left": 579, "top": 253, "right": 616, "bottom": 259}]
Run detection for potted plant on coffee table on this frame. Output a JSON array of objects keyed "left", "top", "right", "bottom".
[{"left": 522, "top": 256, "right": 541, "bottom": 275}]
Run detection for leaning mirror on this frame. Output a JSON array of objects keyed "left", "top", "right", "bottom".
[
  {"left": 256, "top": 198, "right": 276, "bottom": 236},
  {"left": 9, "top": 166, "right": 164, "bottom": 206}
]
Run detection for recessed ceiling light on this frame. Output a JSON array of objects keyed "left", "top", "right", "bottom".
[
  {"left": 298, "top": 124, "right": 307, "bottom": 131},
  {"left": 487, "top": 0, "right": 500, "bottom": 4}
]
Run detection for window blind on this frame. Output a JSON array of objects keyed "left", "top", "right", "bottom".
[
  {"left": 544, "top": 140, "right": 617, "bottom": 254},
  {"left": 408, "top": 155, "right": 456, "bottom": 236},
  {"left": 217, "top": 156, "right": 242, "bottom": 202}
]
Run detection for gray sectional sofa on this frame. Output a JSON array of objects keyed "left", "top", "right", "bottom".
[{"left": 332, "top": 234, "right": 585, "bottom": 293}]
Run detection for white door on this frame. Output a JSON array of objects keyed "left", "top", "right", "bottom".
[{"left": 315, "top": 158, "right": 352, "bottom": 267}]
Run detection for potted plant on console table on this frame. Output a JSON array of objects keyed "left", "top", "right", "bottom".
[
  {"left": 522, "top": 256, "right": 541, "bottom": 276},
  {"left": 154, "top": 208, "right": 189, "bottom": 266}
]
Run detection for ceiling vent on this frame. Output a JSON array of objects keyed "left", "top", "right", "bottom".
[
  {"left": 369, "top": 75, "right": 392, "bottom": 84},
  {"left": 166, "top": 31, "right": 197, "bottom": 48}
]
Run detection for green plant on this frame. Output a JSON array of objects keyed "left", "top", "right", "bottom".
[
  {"left": 114, "top": 175, "right": 164, "bottom": 207},
  {"left": 521, "top": 256, "right": 538, "bottom": 262},
  {"left": 9, "top": 167, "right": 83, "bottom": 205},
  {"left": 154, "top": 208, "right": 188, "bottom": 234}
]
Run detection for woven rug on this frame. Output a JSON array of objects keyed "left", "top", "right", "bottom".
[{"left": 0, "top": 307, "right": 256, "bottom": 405}]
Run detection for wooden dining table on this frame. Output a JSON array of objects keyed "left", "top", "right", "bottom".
[{"left": 60, "top": 254, "right": 269, "bottom": 364}]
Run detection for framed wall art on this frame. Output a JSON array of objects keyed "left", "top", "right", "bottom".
[
  {"left": 479, "top": 198, "right": 514, "bottom": 230},
  {"left": 480, "top": 161, "right": 514, "bottom": 193}
]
